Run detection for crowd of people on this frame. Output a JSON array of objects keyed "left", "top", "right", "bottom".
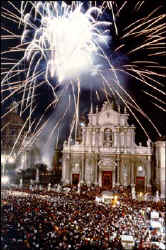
[{"left": 1, "top": 185, "right": 166, "bottom": 250}]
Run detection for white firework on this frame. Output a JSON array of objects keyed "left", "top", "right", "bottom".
[{"left": 22, "top": 1, "right": 111, "bottom": 82}]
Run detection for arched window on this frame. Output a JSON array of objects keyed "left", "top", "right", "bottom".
[{"left": 104, "top": 128, "right": 113, "bottom": 147}]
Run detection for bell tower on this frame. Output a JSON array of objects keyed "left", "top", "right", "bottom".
[{"left": 154, "top": 136, "right": 166, "bottom": 199}]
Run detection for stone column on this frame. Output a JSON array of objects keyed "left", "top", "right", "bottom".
[
  {"left": 112, "top": 168, "right": 116, "bottom": 188},
  {"left": 100, "top": 130, "right": 104, "bottom": 147},
  {"left": 80, "top": 155, "right": 85, "bottom": 184},
  {"left": 94, "top": 164, "right": 98, "bottom": 186},
  {"left": 160, "top": 167, "right": 165, "bottom": 199},
  {"left": 63, "top": 154, "right": 70, "bottom": 184},
  {"left": 131, "top": 126, "right": 135, "bottom": 146},
  {"left": 85, "top": 155, "right": 92, "bottom": 186},
  {"left": 19, "top": 178, "right": 23, "bottom": 188},
  {"left": 131, "top": 161, "right": 135, "bottom": 185},
  {"left": 146, "top": 158, "right": 152, "bottom": 192},
  {"left": 130, "top": 161, "right": 136, "bottom": 193},
  {"left": 94, "top": 155, "right": 98, "bottom": 185},
  {"left": 120, "top": 131, "right": 125, "bottom": 148},
  {"left": 95, "top": 128, "right": 100, "bottom": 150},
  {"left": 120, "top": 159, "right": 125, "bottom": 185},
  {"left": 116, "top": 127, "right": 120, "bottom": 153},
  {"left": 23, "top": 150, "right": 28, "bottom": 169},
  {"left": 90, "top": 128, "right": 93, "bottom": 147},
  {"left": 114, "top": 129, "right": 118, "bottom": 147},
  {"left": 117, "top": 158, "right": 121, "bottom": 184},
  {"left": 155, "top": 140, "right": 166, "bottom": 199},
  {"left": 35, "top": 168, "right": 39, "bottom": 183},
  {"left": 82, "top": 127, "right": 86, "bottom": 145},
  {"left": 86, "top": 128, "right": 90, "bottom": 146},
  {"left": 87, "top": 127, "right": 93, "bottom": 146},
  {"left": 124, "top": 129, "right": 127, "bottom": 153},
  {"left": 126, "top": 129, "right": 130, "bottom": 147},
  {"left": 91, "top": 156, "right": 95, "bottom": 184},
  {"left": 92, "top": 128, "right": 96, "bottom": 147},
  {"left": 116, "top": 158, "right": 120, "bottom": 185}
]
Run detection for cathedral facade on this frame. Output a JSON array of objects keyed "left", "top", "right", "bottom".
[{"left": 62, "top": 102, "right": 154, "bottom": 193}]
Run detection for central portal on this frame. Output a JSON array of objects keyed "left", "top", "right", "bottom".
[
  {"left": 102, "top": 171, "right": 112, "bottom": 190},
  {"left": 72, "top": 174, "right": 79, "bottom": 185},
  {"left": 136, "top": 177, "right": 145, "bottom": 192}
]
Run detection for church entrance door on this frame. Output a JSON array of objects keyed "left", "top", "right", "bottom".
[
  {"left": 72, "top": 174, "right": 79, "bottom": 185},
  {"left": 102, "top": 171, "right": 112, "bottom": 190},
  {"left": 136, "top": 177, "right": 145, "bottom": 192}
]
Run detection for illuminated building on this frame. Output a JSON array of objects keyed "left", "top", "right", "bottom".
[{"left": 62, "top": 101, "right": 165, "bottom": 196}]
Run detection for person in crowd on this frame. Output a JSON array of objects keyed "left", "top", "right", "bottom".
[{"left": 1, "top": 185, "right": 165, "bottom": 250}]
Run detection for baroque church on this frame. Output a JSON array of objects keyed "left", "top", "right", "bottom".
[
  {"left": 62, "top": 101, "right": 165, "bottom": 197},
  {"left": 2, "top": 101, "right": 165, "bottom": 197}
]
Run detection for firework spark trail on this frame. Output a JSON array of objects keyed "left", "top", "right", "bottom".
[
  {"left": 37, "top": 80, "right": 81, "bottom": 156},
  {"left": 100, "top": 73, "right": 155, "bottom": 140},
  {"left": 118, "top": 67, "right": 166, "bottom": 96},
  {"left": 116, "top": 2, "right": 128, "bottom": 16},
  {"left": 123, "top": 6, "right": 165, "bottom": 33},
  {"left": 109, "top": 2, "right": 118, "bottom": 36},
  {"left": 18, "top": 82, "right": 74, "bottom": 154},
  {"left": 99, "top": 44, "right": 165, "bottom": 136},
  {"left": 152, "top": 103, "right": 166, "bottom": 112},
  {"left": 17, "top": 99, "right": 56, "bottom": 156},
  {"left": 1, "top": 70, "right": 45, "bottom": 116},
  {"left": 9, "top": 104, "right": 37, "bottom": 157},
  {"left": 21, "top": 96, "right": 73, "bottom": 167},
  {"left": 16, "top": 76, "right": 69, "bottom": 152},
  {"left": 7, "top": 0, "right": 113, "bottom": 154},
  {"left": 46, "top": 94, "right": 72, "bottom": 149},
  {"left": 100, "top": 68, "right": 162, "bottom": 137},
  {"left": 143, "top": 91, "right": 166, "bottom": 105},
  {"left": 1, "top": 1, "right": 166, "bottom": 167}
]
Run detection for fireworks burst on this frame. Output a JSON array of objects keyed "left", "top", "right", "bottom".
[
  {"left": 1, "top": 1, "right": 166, "bottom": 169},
  {"left": 22, "top": 2, "right": 112, "bottom": 82}
]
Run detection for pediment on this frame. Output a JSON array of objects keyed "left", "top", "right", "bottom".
[{"left": 98, "top": 109, "right": 120, "bottom": 126}]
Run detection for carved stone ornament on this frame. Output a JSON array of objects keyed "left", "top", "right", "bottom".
[{"left": 98, "top": 159, "right": 116, "bottom": 169}]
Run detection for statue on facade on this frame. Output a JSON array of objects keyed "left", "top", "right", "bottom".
[
  {"left": 147, "top": 138, "right": 151, "bottom": 147},
  {"left": 77, "top": 182, "right": 81, "bottom": 194},
  {"left": 48, "top": 183, "right": 51, "bottom": 191},
  {"left": 155, "top": 190, "right": 160, "bottom": 202},
  {"left": 19, "top": 178, "right": 23, "bottom": 188},
  {"left": 35, "top": 168, "right": 39, "bottom": 183},
  {"left": 57, "top": 184, "right": 61, "bottom": 193},
  {"left": 131, "top": 185, "right": 136, "bottom": 200}
]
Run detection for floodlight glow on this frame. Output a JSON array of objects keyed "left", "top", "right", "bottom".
[
  {"left": 1, "top": 155, "right": 6, "bottom": 164},
  {"left": 2, "top": 176, "right": 9, "bottom": 185},
  {"left": 138, "top": 166, "right": 143, "bottom": 172},
  {"left": 8, "top": 156, "right": 15, "bottom": 164}
]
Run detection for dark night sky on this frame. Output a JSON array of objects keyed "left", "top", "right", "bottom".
[{"left": 1, "top": 1, "right": 166, "bottom": 147}]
